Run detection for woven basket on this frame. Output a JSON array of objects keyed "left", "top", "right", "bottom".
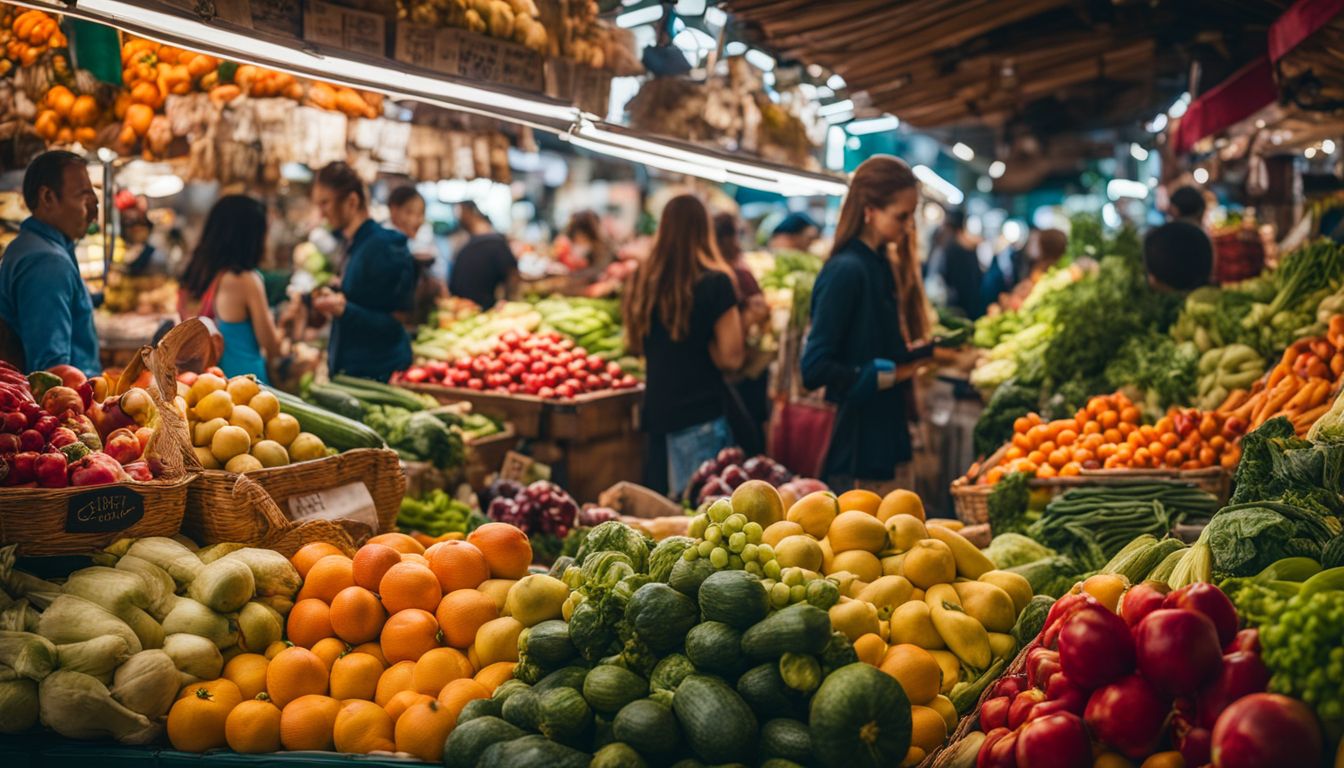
[
  {"left": 0, "top": 327, "right": 199, "bottom": 556},
  {"left": 923, "top": 638, "right": 1037, "bottom": 768},
  {"left": 182, "top": 448, "right": 404, "bottom": 557}
]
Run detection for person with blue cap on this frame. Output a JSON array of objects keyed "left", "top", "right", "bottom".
[{"left": 768, "top": 211, "right": 821, "bottom": 253}]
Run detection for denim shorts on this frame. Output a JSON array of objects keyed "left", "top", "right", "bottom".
[{"left": 666, "top": 417, "right": 733, "bottom": 497}]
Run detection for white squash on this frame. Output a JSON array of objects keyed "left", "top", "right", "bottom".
[
  {"left": 113, "top": 556, "right": 175, "bottom": 620},
  {"left": 162, "top": 633, "right": 223, "bottom": 681},
  {"left": 223, "top": 548, "right": 301, "bottom": 597},
  {"left": 237, "top": 602, "right": 283, "bottom": 653},
  {"left": 0, "top": 631, "right": 56, "bottom": 680},
  {"left": 126, "top": 538, "right": 202, "bottom": 587},
  {"left": 196, "top": 542, "right": 247, "bottom": 564},
  {"left": 110, "top": 650, "right": 179, "bottom": 719},
  {"left": 187, "top": 558, "right": 255, "bottom": 614},
  {"left": 55, "top": 635, "right": 133, "bottom": 683},
  {"left": 161, "top": 597, "right": 236, "bottom": 649},
  {"left": 60, "top": 567, "right": 151, "bottom": 617},
  {"left": 0, "top": 678, "right": 37, "bottom": 733},
  {"left": 39, "top": 669, "right": 158, "bottom": 743},
  {"left": 37, "top": 595, "right": 141, "bottom": 654}
]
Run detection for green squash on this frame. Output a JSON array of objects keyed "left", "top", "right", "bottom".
[
  {"left": 668, "top": 557, "right": 716, "bottom": 599},
  {"left": 760, "top": 718, "right": 813, "bottom": 764},
  {"left": 570, "top": 599, "right": 617, "bottom": 661},
  {"left": 697, "top": 570, "right": 768, "bottom": 629},
  {"left": 1011, "top": 594, "right": 1055, "bottom": 647},
  {"left": 649, "top": 536, "right": 696, "bottom": 583},
  {"left": 535, "top": 666, "right": 590, "bottom": 695},
  {"left": 537, "top": 685, "right": 593, "bottom": 747},
  {"left": 684, "top": 621, "right": 746, "bottom": 677},
  {"left": 778, "top": 653, "right": 821, "bottom": 694},
  {"left": 740, "top": 603, "right": 832, "bottom": 659},
  {"left": 651, "top": 653, "right": 696, "bottom": 695},
  {"left": 625, "top": 583, "right": 699, "bottom": 655},
  {"left": 590, "top": 741, "right": 648, "bottom": 768},
  {"left": 808, "top": 663, "right": 912, "bottom": 768},
  {"left": 478, "top": 733, "right": 591, "bottom": 768},
  {"left": 819, "top": 631, "right": 859, "bottom": 675},
  {"left": 444, "top": 716, "right": 526, "bottom": 768},
  {"left": 737, "top": 663, "right": 803, "bottom": 720},
  {"left": 457, "top": 696, "right": 502, "bottom": 725},
  {"left": 493, "top": 679, "right": 531, "bottom": 704},
  {"left": 522, "top": 620, "right": 578, "bottom": 669},
  {"left": 613, "top": 698, "right": 681, "bottom": 756},
  {"left": 515, "top": 659, "right": 546, "bottom": 685},
  {"left": 583, "top": 664, "right": 649, "bottom": 715},
  {"left": 502, "top": 688, "right": 542, "bottom": 731},
  {"left": 672, "top": 674, "right": 758, "bottom": 765}
]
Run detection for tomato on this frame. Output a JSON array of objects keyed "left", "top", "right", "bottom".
[
  {"left": 538, "top": 386, "right": 555, "bottom": 398},
  {"left": 466, "top": 378, "right": 484, "bottom": 390}
]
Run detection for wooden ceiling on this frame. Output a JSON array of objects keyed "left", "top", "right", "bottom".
[{"left": 721, "top": 0, "right": 1290, "bottom": 139}]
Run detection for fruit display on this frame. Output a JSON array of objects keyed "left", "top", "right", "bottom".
[
  {"left": 484, "top": 479, "right": 580, "bottom": 565},
  {"left": 685, "top": 446, "right": 798, "bottom": 503},
  {"left": 413, "top": 297, "right": 635, "bottom": 367},
  {"left": 397, "top": 330, "right": 639, "bottom": 399},
  {"left": 2, "top": 362, "right": 166, "bottom": 487},
  {"left": 177, "top": 370, "right": 330, "bottom": 473}
]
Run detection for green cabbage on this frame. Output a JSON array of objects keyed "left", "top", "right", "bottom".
[
  {"left": 647, "top": 537, "right": 694, "bottom": 583},
  {"left": 982, "top": 533, "right": 1055, "bottom": 570},
  {"left": 575, "top": 521, "right": 652, "bottom": 573}
]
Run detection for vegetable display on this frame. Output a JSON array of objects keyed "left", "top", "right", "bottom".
[
  {"left": 398, "top": 488, "right": 485, "bottom": 539},
  {"left": 1212, "top": 315, "right": 1344, "bottom": 437},
  {"left": 412, "top": 297, "right": 639, "bottom": 369}
]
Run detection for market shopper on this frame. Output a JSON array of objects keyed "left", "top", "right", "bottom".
[
  {"left": 0, "top": 150, "right": 100, "bottom": 374},
  {"left": 310, "top": 162, "right": 415, "bottom": 382},
  {"left": 930, "top": 207, "right": 985, "bottom": 320},
  {"left": 625, "top": 195, "right": 744, "bottom": 496},
  {"left": 564, "top": 209, "right": 615, "bottom": 277},
  {"left": 448, "top": 201, "right": 516, "bottom": 311},
  {"left": 1143, "top": 220, "right": 1214, "bottom": 292},
  {"left": 179, "top": 195, "right": 283, "bottom": 384},
  {"left": 1168, "top": 185, "right": 1209, "bottom": 227},
  {"left": 768, "top": 211, "right": 820, "bottom": 253},
  {"left": 802, "top": 155, "right": 934, "bottom": 492},
  {"left": 714, "top": 211, "right": 770, "bottom": 455},
  {"left": 388, "top": 185, "right": 447, "bottom": 327}
]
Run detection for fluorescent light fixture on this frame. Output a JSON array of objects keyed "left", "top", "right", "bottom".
[
  {"left": 951, "top": 142, "right": 975, "bottom": 161},
  {"left": 675, "top": 0, "right": 707, "bottom": 15},
  {"left": 744, "top": 48, "right": 776, "bottom": 71},
  {"left": 622, "top": 0, "right": 641, "bottom": 5},
  {"left": 817, "top": 86, "right": 834, "bottom": 99},
  {"left": 913, "top": 164, "right": 964, "bottom": 205},
  {"left": 1147, "top": 113, "right": 1169, "bottom": 133},
  {"left": 818, "top": 99, "right": 855, "bottom": 117},
  {"left": 704, "top": 7, "right": 727, "bottom": 27},
  {"left": 827, "top": 74, "right": 846, "bottom": 90},
  {"left": 987, "top": 160, "right": 1006, "bottom": 179},
  {"left": 823, "top": 109, "right": 854, "bottom": 125},
  {"left": 1002, "top": 220, "right": 1024, "bottom": 243},
  {"left": 846, "top": 115, "right": 899, "bottom": 135},
  {"left": 566, "top": 134, "right": 729, "bottom": 182},
  {"left": 725, "top": 41, "right": 748, "bottom": 56},
  {"left": 1193, "top": 167, "right": 1209, "bottom": 184},
  {"left": 826, "top": 126, "right": 845, "bottom": 171},
  {"left": 807, "top": 64, "right": 824, "bottom": 78},
  {"left": 70, "top": 0, "right": 580, "bottom": 128},
  {"left": 144, "top": 173, "right": 184, "bottom": 198},
  {"left": 1168, "top": 92, "right": 1191, "bottom": 119},
  {"left": 1323, "top": 139, "right": 1336, "bottom": 154},
  {"left": 1102, "top": 202, "right": 1121, "bottom": 228},
  {"left": 1255, "top": 119, "right": 1267, "bottom": 129},
  {"left": 846, "top": 136, "right": 861, "bottom": 150},
  {"left": 617, "top": 5, "right": 664, "bottom": 28},
  {"left": 1107, "top": 178, "right": 1149, "bottom": 200},
  {"left": 1130, "top": 143, "right": 1149, "bottom": 161},
  {"left": 1305, "top": 147, "right": 1318, "bottom": 159}
]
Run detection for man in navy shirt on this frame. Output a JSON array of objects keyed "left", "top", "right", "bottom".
[
  {"left": 0, "top": 150, "right": 101, "bottom": 374},
  {"left": 310, "top": 162, "right": 414, "bottom": 382}
]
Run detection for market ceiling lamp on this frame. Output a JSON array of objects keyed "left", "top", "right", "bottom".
[
  {"left": 845, "top": 115, "right": 900, "bottom": 136},
  {"left": 44, "top": 0, "right": 581, "bottom": 131},
  {"left": 563, "top": 133, "right": 729, "bottom": 183},
  {"left": 1106, "top": 178, "right": 1150, "bottom": 201},
  {"left": 951, "top": 142, "right": 975, "bottom": 162},
  {"left": 912, "top": 164, "right": 964, "bottom": 206},
  {"left": 987, "top": 160, "right": 1006, "bottom": 179}
]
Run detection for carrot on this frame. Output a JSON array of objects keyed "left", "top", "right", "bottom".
[
  {"left": 1292, "top": 403, "right": 1330, "bottom": 433},
  {"left": 1218, "top": 389, "right": 1250, "bottom": 414},
  {"left": 1232, "top": 391, "right": 1263, "bottom": 422},
  {"left": 1329, "top": 314, "right": 1344, "bottom": 338},
  {"left": 1267, "top": 363, "right": 1291, "bottom": 389},
  {"left": 1285, "top": 379, "right": 1326, "bottom": 412},
  {"left": 1332, "top": 352, "right": 1344, "bottom": 379},
  {"left": 1253, "top": 377, "right": 1300, "bottom": 426}
]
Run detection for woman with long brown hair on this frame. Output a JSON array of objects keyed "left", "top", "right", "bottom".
[
  {"left": 625, "top": 194, "right": 745, "bottom": 495},
  {"left": 801, "top": 155, "right": 933, "bottom": 491}
]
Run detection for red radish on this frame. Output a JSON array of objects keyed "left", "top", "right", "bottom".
[
  {"left": 1120, "top": 581, "right": 1170, "bottom": 628},
  {"left": 1135, "top": 609, "right": 1223, "bottom": 696},
  {"left": 1056, "top": 604, "right": 1135, "bottom": 690},
  {"left": 1210, "top": 693, "right": 1323, "bottom": 768},
  {"left": 1195, "top": 651, "right": 1270, "bottom": 729},
  {"left": 1014, "top": 712, "right": 1091, "bottom": 768},
  {"left": 1084, "top": 674, "right": 1170, "bottom": 758},
  {"left": 1164, "top": 583, "right": 1239, "bottom": 646}
]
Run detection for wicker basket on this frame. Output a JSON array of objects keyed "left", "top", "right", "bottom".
[
  {"left": 923, "top": 639, "right": 1037, "bottom": 768},
  {"left": 182, "top": 448, "right": 404, "bottom": 557}
]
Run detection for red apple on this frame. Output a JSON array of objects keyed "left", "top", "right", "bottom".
[{"left": 1210, "top": 693, "right": 1323, "bottom": 768}]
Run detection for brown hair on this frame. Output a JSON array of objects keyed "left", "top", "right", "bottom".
[
  {"left": 623, "top": 195, "right": 735, "bottom": 354},
  {"left": 712, "top": 211, "right": 743, "bottom": 263},
  {"left": 315, "top": 161, "right": 366, "bottom": 208},
  {"left": 833, "top": 155, "right": 930, "bottom": 344}
]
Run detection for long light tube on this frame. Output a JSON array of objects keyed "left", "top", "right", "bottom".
[
  {"left": 913, "top": 165, "right": 964, "bottom": 205},
  {"left": 564, "top": 134, "right": 728, "bottom": 182}
]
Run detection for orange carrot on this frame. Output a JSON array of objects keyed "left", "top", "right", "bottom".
[{"left": 1218, "top": 389, "right": 1250, "bottom": 414}]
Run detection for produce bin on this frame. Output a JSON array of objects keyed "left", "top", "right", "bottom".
[{"left": 402, "top": 383, "right": 546, "bottom": 438}]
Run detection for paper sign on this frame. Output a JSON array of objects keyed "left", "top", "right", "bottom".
[
  {"left": 287, "top": 481, "right": 378, "bottom": 532},
  {"left": 305, "top": 1, "right": 387, "bottom": 59},
  {"left": 66, "top": 487, "right": 146, "bottom": 533},
  {"left": 498, "top": 451, "right": 534, "bottom": 483}
]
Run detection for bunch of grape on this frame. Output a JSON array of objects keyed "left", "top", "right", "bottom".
[
  {"left": 684, "top": 498, "right": 780, "bottom": 577},
  {"left": 761, "top": 567, "right": 838, "bottom": 610},
  {"left": 487, "top": 480, "right": 578, "bottom": 538}
]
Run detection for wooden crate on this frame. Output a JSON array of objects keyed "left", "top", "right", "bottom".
[
  {"left": 465, "top": 425, "right": 521, "bottom": 490},
  {"left": 545, "top": 387, "right": 644, "bottom": 441}
]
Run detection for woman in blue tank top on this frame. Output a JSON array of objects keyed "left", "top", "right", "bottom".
[{"left": 178, "top": 195, "right": 281, "bottom": 384}]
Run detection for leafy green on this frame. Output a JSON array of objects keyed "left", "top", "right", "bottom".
[
  {"left": 973, "top": 379, "right": 1040, "bottom": 457},
  {"left": 1104, "top": 332, "right": 1198, "bottom": 411},
  {"left": 986, "top": 472, "right": 1031, "bottom": 535},
  {"left": 981, "top": 533, "right": 1055, "bottom": 569},
  {"left": 1204, "top": 501, "right": 1335, "bottom": 578},
  {"left": 576, "top": 521, "right": 653, "bottom": 572},
  {"left": 363, "top": 405, "right": 465, "bottom": 469},
  {"left": 1232, "top": 417, "right": 1344, "bottom": 521}
]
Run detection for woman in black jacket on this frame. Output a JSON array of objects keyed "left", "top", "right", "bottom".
[{"left": 801, "top": 155, "right": 933, "bottom": 490}]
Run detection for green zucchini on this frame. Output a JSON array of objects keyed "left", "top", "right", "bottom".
[
  {"left": 737, "top": 663, "right": 803, "bottom": 720},
  {"left": 740, "top": 603, "right": 832, "bottom": 659},
  {"left": 330, "top": 374, "right": 433, "bottom": 410},
  {"left": 520, "top": 620, "right": 577, "bottom": 670},
  {"left": 697, "top": 570, "right": 768, "bottom": 629},
  {"left": 501, "top": 687, "right": 541, "bottom": 731},
  {"left": 534, "top": 665, "right": 589, "bottom": 695},
  {"left": 304, "top": 382, "right": 364, "bottom": 420},
  {"left": 536, "top": 686, "right": 592, "bottom": 747},
  {"left": 672, "top": 674, "right": 758, "bottom": 765},
  {"left": 477, "top": 734, "right": 590, "bottom": 768},
  {"left": 613, "top": 699, "right": 680, "bottom": 756},
  {"left": 265, "top": 385, "right": 384, "bottom": 451},
  {"left": 625, "top": 583, "right": 698, "bottom": 655},
  {"left": 444, "top": 716, "right": 525, "bottom": 768},
  {"left": 457, "top": 697, "right": 501, "bottom": 725},
  {"left": 582, "top": 664, "right": 648, "bottom": 715},
  {"left": 684, "top": 621, "right": 746, "bottom": 677}
]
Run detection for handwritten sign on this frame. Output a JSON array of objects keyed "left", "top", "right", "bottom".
[
  {"left": 287, "top": 481, "right": 378, "bottom": 532},
  {"left": 66, "top": 487, "right": 145, "bottom": 533},
  {"left": 305, "top": 1, "right": 387, "bottom": 59},
  {"left": 393, "top": 25, "right": 544, "bottom": 90}
]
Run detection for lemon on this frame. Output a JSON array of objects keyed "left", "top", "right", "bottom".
[
  {"left": 211, "top": 425, "right": 251, "bottom": 463},
  {"left": 504, "top": 575, "right": 570, "bottom": 627},
  {"left": 249, "top": 391, "right": 280, "bottom": 422},
  {"left": 264, "top": 413, "right": 300, "bottom": 447},
  {"left": 187, "top": 373, "right": 227, "bottom": 407},
  {"left": 193, "top": 445, "right": 221, "bottom": 470},
  {"left": 251, "top": 439, "right": 290, "bottom": 468},
  {"left": 194, "top": 389, "right": 234, "bottom": 422},
  {"left": 226, "top": 375, "right": 261, "bottom": 406},
  {"left": 774, "top": 534, "right": 823, "bottom": 571},
  {"left": 288, "top": 433, "right": 327, "bottom": 462},
  {"left": 229, "top": 405, "right": 264, "bottom": 444},
  {"left": 193, "top": 417, "right": 229, "bottom": 448},
  {"left": 225, "top": 453, "right": 263, "bottom": 473}
]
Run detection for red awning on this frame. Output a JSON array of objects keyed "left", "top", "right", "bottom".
[
  {"left": 1269, "top": 0, "right": 1344, "bottom": 62},
  {"left": 1172, "top": 57, "right": 1277, "bottom": 154}
]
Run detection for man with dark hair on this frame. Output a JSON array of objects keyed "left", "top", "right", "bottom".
[
  {"left": 768, "top": 211, "right": 820, "bottom": 252},
  {"left": 0, "top": 150, "right": 100, "bottom": 373},
  {"left": 448, "top": 201, "right": 516, "bottom": 311},
  {"left": 310, "top": 161, "right": 414, "bottom": 381},
  {"left": 1143, "top": 221, "right": 1213, "bottom": 292},
  {"left": 933, "top": 207, "right": 986, "bottom": 320},
  {"left": 1168, "top": 185, "right": 1208, "bottom": 225}
]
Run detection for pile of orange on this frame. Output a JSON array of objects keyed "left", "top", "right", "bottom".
[
  {"left": 165, "top": 522, "right": 542, "bottom": 761},
  {"left": 982, "top": 392, "right": 1243, "bottom": 484}
]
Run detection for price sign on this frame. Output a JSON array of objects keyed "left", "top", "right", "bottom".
[
  {"left": 287, "top": 481, "right": 378, "bottom": 533},
  {"left": 65, "top": 487, "right": 146, "bottom": 533}
]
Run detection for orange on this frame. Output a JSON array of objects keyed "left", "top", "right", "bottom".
[
  {"left": 225, "top": 697, "right": 281, "bottom": 753},
  {"left": 367, "top": 532, "right": 425, "bottom": 555},
  {"left": 375, "top": 661, "right": 417, "bottom": 707},
  {"left": 436, "top": 677, "right": 489, "bottom": 723},
  {"left": 1012, "top": 416, "right": 1031, "bottom": 433},
  {"left": 853, "top": 633, "right": 888, "bottom": 667},
  {"left": 473, "top": 662, "right": 516, "bottom": 694},
  {"left": 45, "top": 85, "right": 76, "bottom": 117},
  {"left": 1003, "top": 445, "right": 1024, "bottom": 461},
  {"left": 401, "top": 553, "right": 431, "bottom": 567},
  {"left": 292, "top": 542, "right": 344, "bottom": 579},
  {"left": 265, "top": 646, "right": 328, "bottom": 707},
  {"left": 311, "top": 637, "right": 349, "bottom": 671},
  {"left": 467, "top": 523, "right": 532, "bottom": 579},
  {"left": 298, "top": 555, "right": 355, "bottom": 603},
  {"left": 427, "top": 540, "right": 491, "bottom": 593},
  {"left": 1056, "top": 429, "right": 1077, "bottom": 446},
  {"left": 286, "top": 598, "right": 334, "bottom": 649},
  {"left": 384, "top": 689, "right": 433, "bottom": 722},
  {"left": 880, "top": 644, "right": 942, "bottom": 705},
  {"left": 330, "top": 586, "right": 387, "bottom": 644},
  {"left": 167, "top": 683, "right": 237, "bottom": 752},
  {"left": 352, "top": 543, "right": 402, "bottom": 592},
  {"left": 222, "top": 653, "right": 269, "bottom": 700},
  {"left": 379, "top": 562, "right": 442, "bottom": 615},
  {"left": 333, "top": 700, "right": 395, "bottom": 754},
  {"left": 412, "top": 647, "right": 473, "bottom": 695},
  {"left": 837, "top": 489, "right": 882, "bottom": 516},
  {"left": 395, "top": 699, "right": 456, "bottom": 762},
  {"left": 70, "top": 94, "right": 99, "bottom": 128},
  {"left": 352, "top": 641, "right": 388, "bottom": 666},
  {"left": 279, "top": 694, "right": 340, "bottom": 751},
  {"left": 436, "top": 589, "right": 499, "bottom": 649},
  {"left": 330, "top": 652, "right": 384, "bottom": 701},
  {"left": 176, "top": 678, "right": 243, "bottom": 708},
  {"left": 264, "top": 640, "right": 292, "bottom": 660},
  {"left": 380, "top": 608, "right": 441, "bottom": 663}
]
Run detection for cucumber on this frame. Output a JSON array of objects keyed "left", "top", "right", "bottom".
[
  {"left": 330, "top": 374, "right": 432, "bottom": 410},
  {"left": 304, "top": 382, "right": 364, "bottom": 420},
  {"left": 684, "top": 621, "right": 746, "bottom": 677},
  {"left": 265, "top": 385, "right": 384, "bottom": 451},
  {"left": 740, "top": 603, "right": 832, "bottom": 659},
  {"left": 444, "top": 716, "right": 525, "bottom": 768}
]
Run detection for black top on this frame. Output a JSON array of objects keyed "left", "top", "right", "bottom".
[
  {"left": 449, "top": 232, "right": 516, "bottom": 310},
  {"left": 941, "top": 238, "right": 985, "bottom": 320},
  {"left": 640, "top": 270, "right": 737, "bottom": 435},
  {"left": 329, "top": 219, "right": 415, "bottom": 381},
  {"left": 801, "top": 239, "right": 932, "bottom": 481}
]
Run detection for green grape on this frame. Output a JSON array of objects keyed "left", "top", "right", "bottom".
[
  {"left": 763, "top": 559, "right": 781, "bottom": 580},
  {"left": 782, "top": 567, "right": 804, "bottom": 588},
  {"left": 683, "top": 547, "right": 699, "bottom": 561},
  {"left": 770, "top": 582, "right": 791, "bottom": 608},
  {"left": 729, "top": 555, "right": 745, "bottom": 570},
  {"left": 745, "top": 561, "right": 763, "bottom": 577},
  {"left": 789, "top": 584, "right": 807, "bottom": 603},
  {"left": 697, "top": 540, "right": 715, "bottom": 557},
  {"left": 741, "top": 544, "right": 759, "bottom": 562},
  {"left": 743, "top": 522, "right": 763, "bottom": 542},
  {"left": 708, "top": 499, "right": 733, "bottom": 523},
  {"left": 757, "top": 544, "right": 775, "bottom": 562},
  {"left": 688, "top": 514, "right": 708, "bottom": 539},
  {"left": 709, "top": 547, "right": 729, "bottom": 569},
  {"left": 728, "top": 532, "right": 747, "bottom": 553},
  {"left": 725, "top": 513, "right": 747, "bottom": 532},
  {"left": 705, "top": 524, "right": 723, "bottom": 544}
]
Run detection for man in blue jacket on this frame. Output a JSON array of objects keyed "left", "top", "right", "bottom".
[
  {"left": 0, "top": 150, "right": 101, "bottom": 374},
  {"left": 309, "top": 162, "right": 415, "bottom": 382}
]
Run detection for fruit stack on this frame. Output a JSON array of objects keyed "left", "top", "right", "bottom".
[{"left": 178, "top": 370, "right": 327, "bottom": 473}]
